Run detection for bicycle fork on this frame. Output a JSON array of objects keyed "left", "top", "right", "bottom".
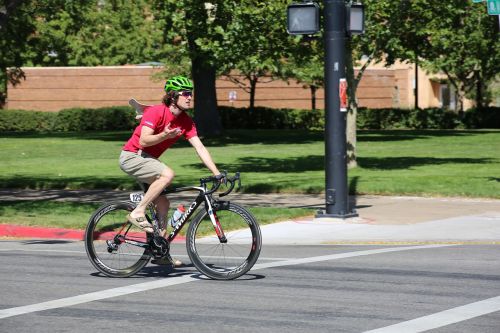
[{"left": 205, "top": 195, "right": 227, "bottom": 243}]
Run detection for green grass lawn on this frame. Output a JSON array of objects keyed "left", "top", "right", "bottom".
[
  {"left": 0, "top": 200, "right": 313, "bottom": 231},
  {"left": 1, "top": 129, "right": 499, "bottom": 198},
  {"left": 1, "top": 129, "right": 499, "bottom": 229}
]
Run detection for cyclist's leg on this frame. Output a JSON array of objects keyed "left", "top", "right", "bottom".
[
  {"left": 153, "top": 195, "right": 170, "bottom": 233},
  {"left": 119, "top": 151, "right": 172, "bottom": 218},
  {"left": 131, "top": 167, "right": 174, "bottom": 219}
]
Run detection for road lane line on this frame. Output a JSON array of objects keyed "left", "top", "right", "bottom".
[
  {"left": 0, "top": 274, "right": 198, "bottom": 320},
  {"left": 364, "top": 296, "right": 500, "bottom": 333},
  {"left": 0, "top": 244, "right": 451, "bottom": 319},
  {"left": 252, "top": 244, "right": 454, "bottom": 270}
]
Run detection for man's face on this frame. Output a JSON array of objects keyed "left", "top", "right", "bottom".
[{"left": 176, "top": 90, "right": 193, "bottom": 111}]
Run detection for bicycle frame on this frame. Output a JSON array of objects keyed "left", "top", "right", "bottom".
[
  {"left": 123, "top": 183, "right": 227, "bottom": 250},
  {"left": 161, "top": 184, "right": 227, "bottom": 244}
]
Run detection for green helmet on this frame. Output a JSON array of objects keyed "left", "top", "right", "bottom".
[{"left": 164, "top": 75, "right": 193, "bottom": 93}]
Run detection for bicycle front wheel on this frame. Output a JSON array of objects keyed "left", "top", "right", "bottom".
[
  {"left": 186, "top": 202, "right": 262, "bottom": 280},
  {"left": 85, "top": 201, "right": 151, "bottom": 277}
]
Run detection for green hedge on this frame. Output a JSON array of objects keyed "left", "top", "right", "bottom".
[
  {"left": 0, "top": 106, "right": 136, "bottom": 132},
  {"left": 219, "top": 106, "right": 500, "bottom": 130},
  {"left": 218, "top": 106, "right": 324, "bottom": 130},
  {"left": 1, "top": 105, "right": 499, "bottom": 132},
  {"left": 356, "top": 107, "right": 463, "bottom": 130}
]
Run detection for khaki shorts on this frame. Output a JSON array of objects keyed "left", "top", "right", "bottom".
[{"left": 119, "top": 150, "right": 167, "bottom": 184}]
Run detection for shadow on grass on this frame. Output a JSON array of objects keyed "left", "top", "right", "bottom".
[
  {"left": 0, "top": 129, "right": 325, "bottom": 146},
  {"left": 0, "top": 200, "right": 99, "bottom": 219},
  {"left": 0, "top": 176, "right": 136, "bottom": 190},
  {"left": 0, "top": 152, "right": 494, "bottom": 191},
  {"left": 7, "top": 129, "right": 494, "bottom": 147},
  {"left": 356, "top": 130, "right": 491, "bottom": 142},
  {"left": 193, "top": 155, "right": 494, "bottom": 173},
  {"left": 358, "top": 156, "right": 494, "bottom": 170}
]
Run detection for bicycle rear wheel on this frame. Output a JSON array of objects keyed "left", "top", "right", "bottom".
[
  {"left": 186, "top": 202, "right": 262, "bottom": 280},
  {"left": 85, "top": 201, "right": 151, "bottom": 277}
]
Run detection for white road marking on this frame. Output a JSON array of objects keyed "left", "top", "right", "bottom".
[
  {"left": 364, "top": 296, "right": 500, "bottom": 333},
  {"left": 253, "top": 244, "right": 453, "bottom": 270},
  {"left": 0, "top": 244, "right": 451, "bottom": 319},
  {"left": 0, "top": 248, "right": 295, "bottom": 261},
  {"left": 0, "top": 275, "right": 197, "bottom": 319}
]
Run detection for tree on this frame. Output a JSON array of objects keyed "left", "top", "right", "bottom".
[
  {"left": 286, "top": 37, "right": 324, "bottom": 111},
  {"left": 343, "top": 0, "right": 404, "bottom": 167},
  {"left": 207, "top": 0, "right": 295, "bottom": 110},
  {"left": 25, "top": 1, "right": 161, "bottom": 66},
  {"left": 424, "top": 2, "right": 500, "bottom": 110},
  {"left": 153, "top": 0, "right": 238, "bottom": 136},
  {"left": 0, "top": 0, "right": 35, "bottom": 107},
  {"left": 357, "top": 0, "right": 499, "bottom": 112}
]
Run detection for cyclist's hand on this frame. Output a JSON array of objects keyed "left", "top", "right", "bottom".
[
  {"left": 215, "top": 173, "right": 227, "bottom": 185},
  {"left": 163, "top": 123, "right": 181, "bottom": 139}
]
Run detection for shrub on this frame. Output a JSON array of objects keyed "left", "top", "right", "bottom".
[
  {"left": 218, "top": 106, "right": 323, "bottom": 130},
  {"left": 1, "top": 105, "right": 498, "bottom": 133},
  {"left": 0, "top": 109, "right": 55, "bottom": 132},
  {"left": 0, "top": 106, "right": 136, "bottom": 132},
  {"left": 462, "top": 107, "right": 500, "bottom": 129},
  {"left": 54, "top": 106, "right": 136, "bottom": 131}
]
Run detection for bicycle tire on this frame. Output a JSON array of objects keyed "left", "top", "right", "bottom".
[
  {"left": 85, "top": 201, "right": 151, "bottom": 277},
  {"left": 186, "top": 202, "right": 262, "bottom": 280}
]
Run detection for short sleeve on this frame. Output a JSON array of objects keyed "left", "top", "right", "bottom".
[
  {"left": 184, "top": 118, "right": 198, "bottom": 140},
  {"left": 140, "top": 106, "right": 159, "bottom": 130}
]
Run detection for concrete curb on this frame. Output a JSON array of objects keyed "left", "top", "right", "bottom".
[
  {"left": 0, "top": 224, "right": 86, "bottom": 240},
  {"left": 0, "top": 224, "right": 186, "bottom": 242}
]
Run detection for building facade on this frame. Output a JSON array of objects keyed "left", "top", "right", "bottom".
[{"left": 6, "top": 63, "right": 472, "bottom": 112}]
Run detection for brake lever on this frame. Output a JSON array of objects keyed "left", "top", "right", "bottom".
[
  {"left": 219, "top": 172, "right": 240, "bottom": 197},
  {"left": 219, "top": 180, "right": 235, "bottom": 197},
  {"left": 234, "top": 172, "right": 241, "bottom": 192}
]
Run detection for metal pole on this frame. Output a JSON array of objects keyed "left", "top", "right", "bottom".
[{"left": 316, "top": 0, "right": 357, "bottom": 218}]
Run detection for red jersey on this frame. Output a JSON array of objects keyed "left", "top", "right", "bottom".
[{"left": 122, "top": 104, "right": 197, "bottom": 158}]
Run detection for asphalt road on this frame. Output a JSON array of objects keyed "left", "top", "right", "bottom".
[{"left": 1, "top": 240, "right": 499, "bottom": 332}]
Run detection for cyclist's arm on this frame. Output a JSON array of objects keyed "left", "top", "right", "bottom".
[
  {"left": 188, "top": 136, "right": 220, "bottom": 176},
  {"left": 139, "top": 124, "right": 180, "bottom": 147}
]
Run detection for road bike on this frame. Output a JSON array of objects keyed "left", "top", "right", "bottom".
[{"left": 84, "top": 172, "right": 262, "bottom": 280}]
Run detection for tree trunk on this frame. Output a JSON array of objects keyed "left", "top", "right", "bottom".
[
  {"left": 249, "top": 75, "right": 257, "bottom": 110},
  {"left": 0, "top": 69, "right": 6, "bottom": 108},
  {"left": 475, "top": 71, "right": 483, "bottom": 109},
  {"left": 414, "top": 57, "right": 419, "bottom": 109},
  {"left": 346, "top": 107, "right": 357, "bottom": 168},
  {"left": 311, "top": 85, "right": 317, "bottom": 111},
  {"left": 191, "top": 56, "right": 222, "bottom": 137},
  {"left": 345, "top": 39, "right": 358, "bottom": 168}
]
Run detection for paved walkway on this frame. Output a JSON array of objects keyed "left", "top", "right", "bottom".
[{"left": 1, "top": 189, "right": 499, "bottom": 244}]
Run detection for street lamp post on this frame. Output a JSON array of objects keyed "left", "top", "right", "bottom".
[{"left": 287, "top": 1, "right": 363, "bottom": 219}]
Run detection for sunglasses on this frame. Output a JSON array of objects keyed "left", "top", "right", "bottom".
[{"left": 179, "top": 91, "right": 193, "bottom": 97}]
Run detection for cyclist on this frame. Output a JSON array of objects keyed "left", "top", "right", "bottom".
[{"left": 119, "top": 75, "right": 223, "bottom": 266}]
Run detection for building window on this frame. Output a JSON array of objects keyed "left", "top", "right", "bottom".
[{"left": 439, "top": 84, "right": 456, "bottom": 111}]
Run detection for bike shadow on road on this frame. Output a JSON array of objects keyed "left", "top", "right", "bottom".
[
  {"left": 132, "top": 265, "right": 266, "bottom": 281},
  {"left": 89, "top": 265, "right": 266, "bottom": 281}
]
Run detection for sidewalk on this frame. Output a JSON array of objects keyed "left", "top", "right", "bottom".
[{"left": 1, "top": 189, "right": 499, "bottom": 244}]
